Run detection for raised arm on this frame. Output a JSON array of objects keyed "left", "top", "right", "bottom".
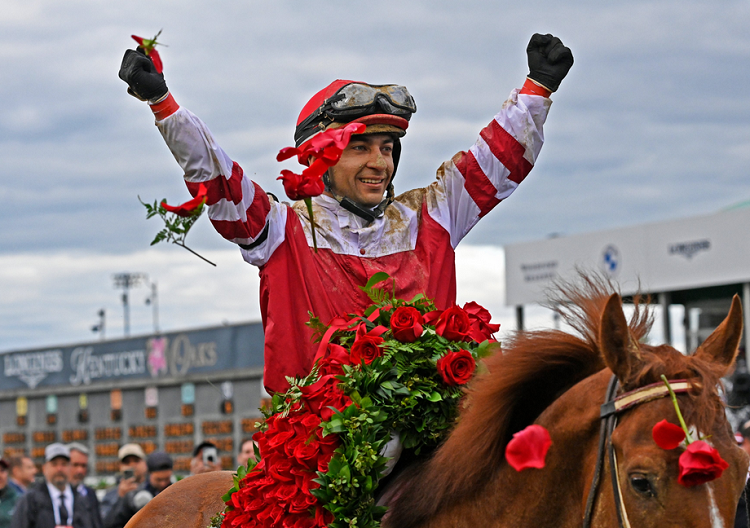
[
  {"left": 426, "top": 34, "right": 573, "bottom": 247},
  {"left": 118, "top": 49, "right": 286, "bottom": 265}
]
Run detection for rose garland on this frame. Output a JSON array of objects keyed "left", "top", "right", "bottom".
[{"left": 215, "top": 274, "right": 501, "bottom": 528}]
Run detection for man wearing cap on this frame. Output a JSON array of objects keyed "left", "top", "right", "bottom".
[
  {"left": 98, "top": 444, "right": 147, "bottom": 520},
  {"left": 189, "top": 442, "right": 221, "bottom": 476},
  {"left": 11, "top": 444, "right": 99, "bottom": 528},
  {"left": 66, "top": 444, "right": 101, "bottom": 528},
  {"left": 102, "top": 452, "right": 172, "bottom": 528},
  {"left": 0, "top": 458, "right": 19, "bottom": 528},
  {"left": 7, "top": 456, "right": 36, "bottom": 496},
  {"left": 119, "top": 33, "right": 573, "bottom": 395}
]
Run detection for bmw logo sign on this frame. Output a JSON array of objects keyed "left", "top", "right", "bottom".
[{"left": 600, "top": 245, "right": 621, "bottom": 276}]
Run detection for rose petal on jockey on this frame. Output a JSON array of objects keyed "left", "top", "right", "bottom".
[{"left": 293, "top": 80, "right": 417, "bottom": 222}]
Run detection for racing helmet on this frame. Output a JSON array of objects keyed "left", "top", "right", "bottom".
[{"left": 294, "top": 80, "right": 417, "bottom": 222}]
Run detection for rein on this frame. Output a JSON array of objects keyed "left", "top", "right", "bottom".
[{"left": 581, "top": 376, "right": 692, "bottom": 528}]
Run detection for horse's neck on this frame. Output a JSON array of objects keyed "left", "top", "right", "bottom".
[{"left": 489, "top": 371, "right": 610, "bottom": 528}]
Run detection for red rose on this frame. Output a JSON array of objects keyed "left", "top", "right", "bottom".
[
  {"left": 315, "top": 343, "right": 349, "bottom": 376},
  {"left": 436, "top": 350, "right": 476, "bottom": 386},
  {"left": 277, "top": 167, "right": 326, "bottom": 201},
  {"left": 505, "top": 424, "right": 552, "bottom": 471},
  {"left": 652, "top": 419, "right": 686, "bottom": 450},
  {"left": 463, "top": 301, "right": 500, "bottom": 342},
  {"left": 677, "top": 440, "right": 729, "bottom": 487},
  {"left": 299, "top": 375, "right": 352, "bottom": 421},
  {"left": 350, "top": 335, "right": 384, "bottom": 365},
  {"left": 299, "top": 375, "right": 338, "bottom": 416},
  {"left": 131, "top": 33, "right": 163, "bottom": 73},
  {"left": 434, "top": 306, "right": 472, "bottom": 342},
  {"left": 390, "top": 306, "right": 424, "bottom": 342},
  {"left": 160, "top": 183, "right": 208, "bottom": 217},
  {"left": 319, "top": 388, "right": 353, "bottom": 422}
]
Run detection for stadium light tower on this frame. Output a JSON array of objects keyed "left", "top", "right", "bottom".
[{"left": 112, "top": 272, "right": 148, "bottom": 337}]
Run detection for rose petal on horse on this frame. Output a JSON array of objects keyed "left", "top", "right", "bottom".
[
  {"left": 160, "top": 183, "right": 207, "bottom": 217},
  {"left": 505, "top": 424, "right": 552, "bottom": 471},
  {"left": 677, "top": 440, "right": 729, "bottom": 487},
  {"left": 652, "top": 419, "right": 686, "bottom": 450}
]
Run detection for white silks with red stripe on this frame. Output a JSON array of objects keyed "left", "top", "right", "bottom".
[{"left": 154, "top": 87, "right": 550, "bottom": 394}]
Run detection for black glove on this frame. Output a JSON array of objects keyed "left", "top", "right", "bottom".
[
  {"left": 526, "top": 33, "right": 574, "bottom": 93},
  {"left": 119, "top": 48, "right": 168, "bottom": 103}
]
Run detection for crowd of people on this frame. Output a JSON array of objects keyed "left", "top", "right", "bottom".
[{"left": 0, "top": 438, "right": 257, "bottom": 528}]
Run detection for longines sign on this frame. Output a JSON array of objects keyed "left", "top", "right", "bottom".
[
  {"left": 505, "top": 207, "right": 750, "bottom": 306},
  {"left": 0, "top": 323, "right": 263, "bottom": 391}
]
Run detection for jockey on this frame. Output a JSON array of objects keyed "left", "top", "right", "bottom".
[{"left": 118, "top": 34, "right": 573, "bottom": 396}]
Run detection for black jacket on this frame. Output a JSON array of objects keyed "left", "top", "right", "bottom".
[
  {"left": 10, "top": 481, "right": 99, "bottom": 528},
  {"left": 102, "top": 481, "right": 162, "bottom": 528}
]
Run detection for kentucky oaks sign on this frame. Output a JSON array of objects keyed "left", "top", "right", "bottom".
[{"left": 0, "top": 322, "right": 264, "bottom": 392}]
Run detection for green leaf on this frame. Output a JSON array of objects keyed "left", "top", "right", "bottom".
[
  {"left": 427, "top": 391, "right": 443, "bottom": 402},
  {"left": 339, "top": 464, "right": 351, "bottom": 483},
  {"left": 363, "top": 272, "right": 390, "bottom": 291},
  {"left": 475, "top": 339, "right": 502, "bottom": 359}
]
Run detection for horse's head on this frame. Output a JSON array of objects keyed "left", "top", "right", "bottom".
[{"left": 596, "top": 293, "right": 749, "bottom": 527}]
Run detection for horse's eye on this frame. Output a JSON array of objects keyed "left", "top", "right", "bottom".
[{"left": 630, "top": 475, "right": 656, "bottom": 498}]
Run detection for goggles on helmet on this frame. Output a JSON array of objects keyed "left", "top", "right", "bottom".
[
  {"left": 295, "top": 81, "right": 416, "bottom": 147},
  {"left": 327, "top": 83, "right": 416, "bottom": 117}
]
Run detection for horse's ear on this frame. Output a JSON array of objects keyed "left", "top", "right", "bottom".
[
  {"left": 694, "top": 294, "right": 743, "bottom": 376},
  {"left": 599, "top": 293, "right": 641, "bottom": 383}
]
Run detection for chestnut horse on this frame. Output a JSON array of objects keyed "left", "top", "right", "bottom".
[{"left": 126, "top": 279, "right": 749, "bottom": 528}]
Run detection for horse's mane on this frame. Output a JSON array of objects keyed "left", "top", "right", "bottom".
[{"left": 386, "top": 275, "right": 652, "bottom": 527}]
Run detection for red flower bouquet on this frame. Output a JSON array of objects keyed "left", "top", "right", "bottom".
[{"left": 216, "top": 275, "right": 498, "bottom": 528}]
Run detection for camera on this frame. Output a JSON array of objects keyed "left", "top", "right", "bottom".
[
  {"left": 202, "top": 446, "right": 218, "bottom": 465},
  {"left": 122, "top": 468, "right": 135, "bottom": 480}
]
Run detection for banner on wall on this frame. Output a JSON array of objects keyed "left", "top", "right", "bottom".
[{"left": 0, "top": 322, "right": 264, "bottom": 392}]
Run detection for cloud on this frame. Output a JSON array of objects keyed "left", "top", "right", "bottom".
[{"left": 0, "top": 0, "right": 743, "bottom": 354}]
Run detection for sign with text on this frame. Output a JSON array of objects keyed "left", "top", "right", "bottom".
[
  {"left": 505, "top": 207, "right": 750, "bottom": 305},
  {"left": 0, "top": 322, "right": 263, "bottom": 392}
]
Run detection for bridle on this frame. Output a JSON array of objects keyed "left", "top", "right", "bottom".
[{"left": 582, "top": 375, "right": 692, "bottom": 528}]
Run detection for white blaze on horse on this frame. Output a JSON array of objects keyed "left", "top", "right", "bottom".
[{"left": 125, "top": 278, "right": 750, "bottom": 528}]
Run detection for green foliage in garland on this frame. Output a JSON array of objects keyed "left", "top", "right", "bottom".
[{"left": 219, "top": 274, "right": 501, "bottom": 528}]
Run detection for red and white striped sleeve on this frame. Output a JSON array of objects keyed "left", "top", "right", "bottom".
[
  {"left": 425, "top": 83, "right": 551, "bottom": 248},
  {"left": 154, "top": 106, "right": 287, "bottom": 265}
]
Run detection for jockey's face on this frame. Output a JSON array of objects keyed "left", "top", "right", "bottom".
[{"left": 326, "top": 134, "right": 394, "bottom": 208}]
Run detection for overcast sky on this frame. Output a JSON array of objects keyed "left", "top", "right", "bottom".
[{"left": 1, "top": 0, "right": 747, "bottom": 351}]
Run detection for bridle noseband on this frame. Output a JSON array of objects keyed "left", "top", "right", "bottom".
[{"left": 582, "top": 375, "right": 692, "bottom": 528}]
